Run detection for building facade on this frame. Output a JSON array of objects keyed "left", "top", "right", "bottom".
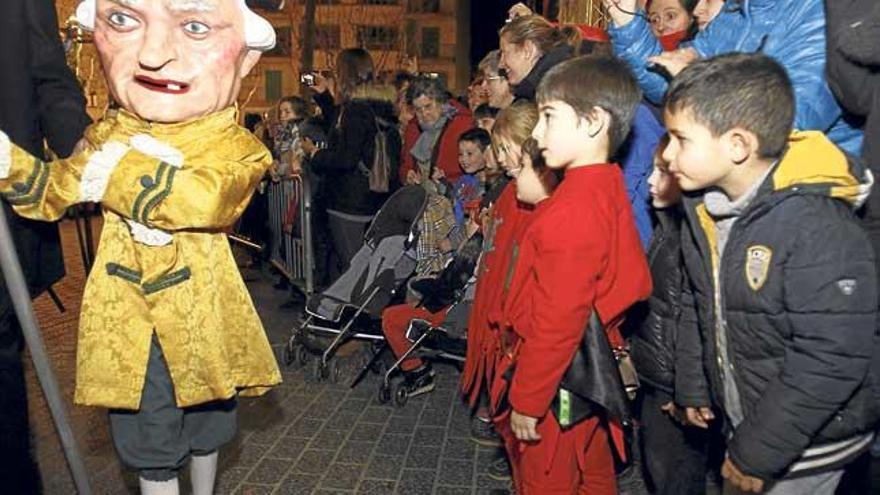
[{"left": 250, "top": 0, "right": 471, "bottom": 114}]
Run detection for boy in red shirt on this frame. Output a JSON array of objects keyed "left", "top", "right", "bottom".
[{"left": 493, "top": 55, "right": 652, "bottom": 494}]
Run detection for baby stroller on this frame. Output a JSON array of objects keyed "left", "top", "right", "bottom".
[
  {"left": 280, "top": 186, "right": 428, "bottom": 381},
  {"left": 369, "top": 232, "right": 483, "bottom": 407}
]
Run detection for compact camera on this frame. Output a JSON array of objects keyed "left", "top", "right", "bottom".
[{"left": 300, "top": 73, "right": 316, "bottom": 87}]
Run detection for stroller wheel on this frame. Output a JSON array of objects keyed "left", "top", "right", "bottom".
[
  {"left": 377, "top": 384, "right": 392, "bottom": 404},
  {"left": 296, "top": 345, "right": 310, "bottom": 366},
  {"left": 312, "top": 359, "right": 327, "bottom": 381},
  {"left": 328, "top": 360, "right": 340, "bottom": 384},
  {"left": 280, "top": 343, "right": 296, "bottom": 368},
  {"left": 393, "top": 382, "right": 409, "bottom": 408}
]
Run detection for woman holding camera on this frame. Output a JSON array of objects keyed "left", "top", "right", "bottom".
[{"left": 308, "top": 48, "right": 401, "bottom": 279}]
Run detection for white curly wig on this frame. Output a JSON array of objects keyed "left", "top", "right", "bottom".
[{"left": 75, "top": 0, "right": 276, "bottom": 51}]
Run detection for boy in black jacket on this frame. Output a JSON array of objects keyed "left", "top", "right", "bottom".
[
  {"left": 664, "top": 53, "right": 878, "bottom": 494},
  {"left": 628, "top": 135, "right": 709, "bottom": 495}
]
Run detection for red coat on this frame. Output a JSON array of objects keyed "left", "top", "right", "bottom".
[
  {"left": 460, "top": 182, "right": 535, "bottom": 405},
  {"left": 400, "top": 100, "right": 474, "bottom": 184},
  {"left": 501, "top": 164, "right": 652, "bottom": 419}
]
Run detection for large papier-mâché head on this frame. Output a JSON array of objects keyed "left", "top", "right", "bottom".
[{"left": 76, "top": 0, "right": 276, "bottom": 123}]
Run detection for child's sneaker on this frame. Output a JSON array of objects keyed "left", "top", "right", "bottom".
[
  {"left": 401, "top": 364, "right": 435, "bottom": 398},
  {"left": 486, "top": 453, "right": 511, "bottom": 481},
  {"left": 470, "top": 416, "right": 503, "bottom": 447}
]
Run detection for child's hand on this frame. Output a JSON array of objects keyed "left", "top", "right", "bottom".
[
  {"left": 289, "top": 156, "right": 303, "bottom": 175},
  {"left": 682, "top": 406, "right": 715, "bottom": 429},
  {"left": 660, "top": 401, "right": 683, "bottom": 422},
  {"left": 722, "top": 457, "right": 764, "bottom": 493},
  {"left": 405, "top": 169, "right": 422, "bottom": 185},
  {"left": 511, "top": 410, "right": 541, "bottom": 442},
  {"left": 437, "top": 238, "right": 453, "bottom": 253},
  {"left": 480, "top": 208, "right": 492, "bottom": 229},
  {"left": 431, "top": 167, "right": 445, "bottom": 182},
  {"left": 465, "top": 217, "right": 480, "bottom": 238}
]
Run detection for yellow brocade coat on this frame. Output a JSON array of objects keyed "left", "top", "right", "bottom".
[{"left": 0, "top": 107, "right": 281, "bottom": 409}]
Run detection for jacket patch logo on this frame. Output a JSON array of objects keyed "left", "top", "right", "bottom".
[
  {"left": 837, "top": 279, "right": 857, "bottom": 296},
  {"left": 745, "top": 245, "right": 772, "bottom": 291}
]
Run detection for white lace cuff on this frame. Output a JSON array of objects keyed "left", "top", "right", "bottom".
[
  {"left": 125, "top": 219, "right": 173, "bottom": 246},
  {"left": 0, "top": 131, "right": 11, "bottom": 180},
  {"left": 130, "top": 134, "right": 184, "bottom": 168},
  {"left": 80, "top": 141, "right": 129, "bottom": 202}
]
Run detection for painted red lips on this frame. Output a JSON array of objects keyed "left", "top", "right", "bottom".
[{"left": 134, "top": 75, "right": 191, "bottom": 94}]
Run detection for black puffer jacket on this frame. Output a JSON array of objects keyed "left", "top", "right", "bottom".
[
  {"left": 628, "top": 208, "right": 685, "bottom": 397},
  {"left": 311, "top": 87, "right": 401, "bottom": 216},
  {"left": 512, "top": 45, "right": 574, "bottom": 102},
  {"left": 678, "top": 133, "right": 880, "bottom": 481}
]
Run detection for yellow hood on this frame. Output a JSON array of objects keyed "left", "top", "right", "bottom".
[{"left": 771, "top": 131, "right": 873, "bottom": 208}]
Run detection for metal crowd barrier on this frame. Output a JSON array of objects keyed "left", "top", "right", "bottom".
[
  {"left": 267, "top": 175, "right": 315, "bottom": 295},
  {"left": 230, "top": 174, "right": 315, "bottom": 296}
]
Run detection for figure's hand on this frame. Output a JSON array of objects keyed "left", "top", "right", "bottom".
[
  {"left": 683, "top": 406, "right": 715, "bottom": 429},
  {"left": 647, "top": 48, "right": 699, "bottom": 78},
  {"left": 510, "top": 410, "right": 541, "bottom": 442},
  {"left": 722, "top": 457, "right": 765, "bottom": 493},
  {"left": 508, "top": 3, "right": 533, "bottom": 20},
  {"left": 130, "top": 134, "right": 184, "bottom": 168},
  {"left": 405, "top": 169, "right": 422, "bottom": 186},
  {"left": 603, "top": 0, "right": 639, "bottom": 27}
]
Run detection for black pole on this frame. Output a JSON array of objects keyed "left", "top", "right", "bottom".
[{"left": 0, "top": 206, "right": 91, "bottom": 494}]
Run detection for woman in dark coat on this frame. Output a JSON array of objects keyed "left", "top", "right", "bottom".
[{"left": 310, "top": 48, "right": 401, "bottom": 279}]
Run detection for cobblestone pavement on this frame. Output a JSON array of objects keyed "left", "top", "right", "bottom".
[{"left": 215, "top": 278, "right": 512, "bottom": 495}]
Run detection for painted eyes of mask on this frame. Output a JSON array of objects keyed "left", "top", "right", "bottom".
[{"left": 183, "top": 21, "right": 211, "bottom": 35}]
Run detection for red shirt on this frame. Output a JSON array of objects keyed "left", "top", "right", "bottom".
[
  {"left": 504, "top": 164, "right": 652, "bottom": 418},
  {"left": 461, "top": 182, "right": 535, "bottom": 403}
]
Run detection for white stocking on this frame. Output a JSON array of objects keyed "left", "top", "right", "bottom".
[
  {"left": 139, "top": 477, "right": 179, "bottom": 495},
  {"left": 190, "top": 451, "right": 219, "bottom": 495}
]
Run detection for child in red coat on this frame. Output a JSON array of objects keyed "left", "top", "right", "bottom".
[{"left": 492, "top": 55, "right": 652, "bottom": 494}]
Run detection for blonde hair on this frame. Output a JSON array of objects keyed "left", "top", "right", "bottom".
[
  {"left": 499, "top": 15, "right": 566, "bottom": 55},
  {"left": 491, "top": 100, "right": 539, "bottom": 153}
]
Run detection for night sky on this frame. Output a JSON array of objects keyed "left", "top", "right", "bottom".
[
  {"left": 469, "top": 1, "right": 558, "bottom": 70},
  {"left": 470, "top": 0, "right": 519, "bottom": 69}
]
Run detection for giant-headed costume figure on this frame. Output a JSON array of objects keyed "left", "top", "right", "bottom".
[{"left": 0, "top": 1, "right": 282, "bottom": 493}]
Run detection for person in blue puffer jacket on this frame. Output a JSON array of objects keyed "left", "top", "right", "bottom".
[
  {"left": 618, "top": 103, "right": 666, "bottom": 250},
  {"left": 602, "top": 0, "right": 863, "bottom": 157}
]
